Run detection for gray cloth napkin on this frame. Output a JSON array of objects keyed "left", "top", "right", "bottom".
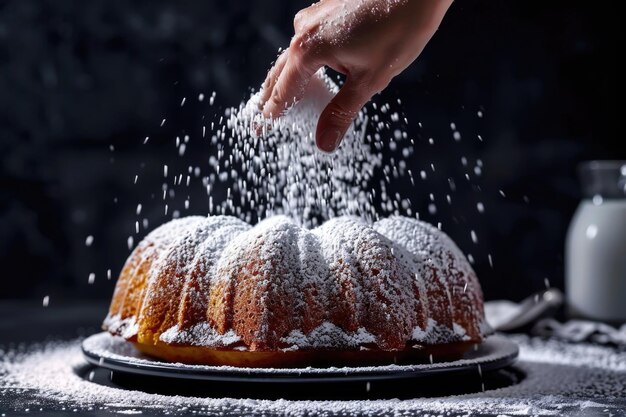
[
  {"left": 532, "top": 318, "right": 626, "bottom": 347},
  {"left": 485, "top": 300, "right": 626, "bottom": 347}
]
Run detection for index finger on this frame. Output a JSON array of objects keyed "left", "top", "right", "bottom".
[
  {"left": 261, "top": 41, "right": 322, "bottom": 120},
  {"left": 259, "top": 50, "right": 289, "bottom": 110}
]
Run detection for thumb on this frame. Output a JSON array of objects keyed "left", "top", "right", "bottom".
[{"left": 316, "top": 77, "right": 372, "bottom": 153}]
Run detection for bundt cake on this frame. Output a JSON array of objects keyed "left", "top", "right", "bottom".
[{"left": 104, "top": 215, "right": 488, "bottom": 367}]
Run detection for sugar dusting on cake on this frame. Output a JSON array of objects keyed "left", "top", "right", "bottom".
[
  {"left": 1, "top": 335, "right": 624, "bottom": 415},
  {"left": 105, "top": 214, "right": 484, "bottom": 350}
]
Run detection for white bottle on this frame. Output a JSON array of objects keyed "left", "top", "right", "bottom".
[{"left": 566, "top": 161, "right": 626, "bottom": 322}]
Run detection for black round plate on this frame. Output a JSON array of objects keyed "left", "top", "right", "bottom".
[{"left": 82, "top": 332, "right": 518, "bottom": 383}]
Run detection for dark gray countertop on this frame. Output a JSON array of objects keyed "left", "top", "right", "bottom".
[{"left": 1, "top": 301, "right": 624, "bottom": 416}]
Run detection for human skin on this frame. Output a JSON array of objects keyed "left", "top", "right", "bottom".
[{"left": 259, "top": 0, "right": 453, "bottom": 153}]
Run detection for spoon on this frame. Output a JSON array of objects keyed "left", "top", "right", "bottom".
[{"left": 487, "top": 288, "right": 564, "bottom": 333}]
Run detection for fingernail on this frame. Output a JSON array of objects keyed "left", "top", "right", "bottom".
[{"left": 318, "top": 129, "right": 342, "bottom": 153}]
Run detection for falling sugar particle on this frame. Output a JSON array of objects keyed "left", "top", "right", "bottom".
[
  {"left": 42, "top": 296, "right": 49, "bottom": 307},
  {"left": 135, "top": 221, "right": 139, "bottom": 234},
  {"left": 365, "top": 382, "right": 371, "bottom": 392},
  {"left": 476, "top": 202, "right": 485, "bottom": 213},
  {"left": 586, "top": 224, "right": 598, "bottom": 239},
  {"left": 180, "top": 97, "right": 186, "bottom": 106},
  {"left": 592, "top": 195, "right": 603, "bottom": 205},
  {"left": 134, "top": 175, "right": 138, "bottom": 184},
  {"left": 160, "top": 118, "right": 166, "bottom": 127},
  {"left": 544, "top": 277, "right": 550, "bottom": 289},
  {"left": 85, "top": 235, "right": 94, "bottom": 247},
  {"left": 198, "top": 93, "right": 205, "bottom": 102},
  {"left": 471, "top": 230, "right": 478, "bottom": 244},
  {"left": 163, "top": 165, "right": 168, "bottom": 178},
  {"left": 429, "top": 354, "right": 434, "bottom": 364},
  {"left": 448, "top": 178, "right": 456, "bottom": 192},
  {"left": 143, "top": 136, "right": 149, "bottom": 144},
  {"left": 136, "top": 204, "right": 142, "bottom": 215},
  {"left": 453, "top": 131, "right": 461, "bottom": 141},
  {"left": 499, "top": 189, "right": 506, "bottom": 197},
  {"left": 127, "top": 236, "right": 134, "bottom": 250},
  {"left": 107, "top": 269, "right": 112, "bottom": 280},
  {"left": 488, "top": 254, "right": 493, "bottom": 268},
  {"left": 477, "top": 110, "right": 483, "bottom": 118},
  {"left": 88, "top": 273, "right": 95, "bottom": 284}
]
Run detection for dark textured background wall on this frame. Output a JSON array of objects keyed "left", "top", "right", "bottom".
[{"left": 0, "top": 1, "right": 621, "bottom": 302}]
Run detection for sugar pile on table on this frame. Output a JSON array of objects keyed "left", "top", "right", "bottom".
[{"left": 1, "top": 335, "right": 624, "bottom": 415}]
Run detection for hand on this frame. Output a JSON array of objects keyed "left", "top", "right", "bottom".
[{"left": 260, "top": 0, "right": 453, "bottom": 153}]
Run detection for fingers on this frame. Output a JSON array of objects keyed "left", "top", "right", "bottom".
[
  {"left": 261, "top": 42, "right": 321, "bottom": 120},
  {"left": 315, "top": 76, "right": 373, "bottom": 153},
  {"left": 259, "top": 50, "right": 289, "bottom": 110}
]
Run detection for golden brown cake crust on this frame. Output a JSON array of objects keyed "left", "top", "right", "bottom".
[{"left": 104, "top": 215, "right": 487, "bottom": 367}]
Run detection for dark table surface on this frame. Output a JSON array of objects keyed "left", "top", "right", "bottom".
[{"left": 1, "top": 300, "right": 625, "bottom": 416}]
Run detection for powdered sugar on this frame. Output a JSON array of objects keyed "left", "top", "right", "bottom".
[
  {"left": 103, "top": 315, "right": 139, "bottom": 340},
  {"left": 159, "top": 323, "right": 241, "bottom": 347},
  {"left": 197, "top": 67, "right": 413, "bottom": 228},
  {"left": 280, "top": 323, "right": 376, "bottom": 350},
  {"left": 2, "top": 335, "right": 624, "bottom": 415},
  {"left": 106, "top": 214, "right": 485, "bottom": 352},
  {"left": 227, "top": 69, "right": 379, "bottom": 227}
]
